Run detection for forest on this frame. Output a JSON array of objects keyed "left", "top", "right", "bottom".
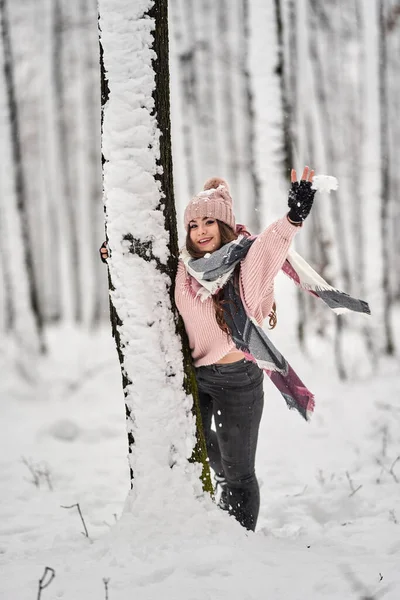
[{"left": 1, "top": 1, "right": 399, "bottom": 598}]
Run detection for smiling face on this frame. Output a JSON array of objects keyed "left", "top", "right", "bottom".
[{"left": 188, "top": 216, "right": 222, "bottom": 253}]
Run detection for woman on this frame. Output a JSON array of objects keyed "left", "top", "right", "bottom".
[{"left": 101, "top": 166, "right": 317, "bottom": 532}]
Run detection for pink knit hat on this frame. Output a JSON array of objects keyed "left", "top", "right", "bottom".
[{"left": 184, "top": 177, "right": 236, "bottom": 231}]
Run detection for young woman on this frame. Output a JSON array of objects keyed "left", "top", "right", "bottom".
[
  {"left": 101, "top": 166, "right": 318, "bottom": 532},
  {"left": 174, "top": 167, "right": 317, "bottom": 532}
]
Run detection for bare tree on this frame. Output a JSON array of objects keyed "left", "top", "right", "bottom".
[
  {"left": 52, "top": 0, "right": 82, "bottom": 323},
  {"left": 169, "top": 0, "right": 196, "bottom": 196},
  {"left": 378, "top": 0, "right": 395, "bottom": 355},
  {"left": 388, "top": 6, "right": 400, "bottom": 302},
  {"left": 0, "top": 212, "right": 14, "bottom": 332},
  {"left": 0, "top": 0, "right": 45, "bottom": 353},
  {"left": 238, "top": 0, "right": 261, "bottom": 232},
  {"left": 79, "top": 0, "right": 104, "bottom": 328},
  {"left": 217, "top": 0, "right": 239, "bottom": 193}
]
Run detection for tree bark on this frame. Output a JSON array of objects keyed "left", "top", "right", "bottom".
[
  {"left": 0, "top": 212, "right": 14, "bottom": 332},
  {"left": 239, "top": 0, "right": 261, "bottom": 233},
  {"left": 378, "top": 0, "right": 395, "bottom": 355},
  {"left": 218, "top": 0, "right": 239, "bottom": 192},
  {"left": 274, "top": 0, "right": 294, "bottom": 177},
  {"left": 0, "top": 0, "right": 45, "bottom": 353},
  {"left": 307, "top": 0, "right": 351, "bottom": 379},
  {"left": 53, "top": 0, "right": 82, "bottom": 323},
  {"left": 80, "top": 0, "right": 104, "bottom": 329}
]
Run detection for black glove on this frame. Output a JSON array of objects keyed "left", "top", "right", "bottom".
[{"left": 287, "top": 180, "right": 316, "bottom": 223}]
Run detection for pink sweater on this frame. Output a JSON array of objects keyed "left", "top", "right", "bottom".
[{"left": 175, "top": 216, "right": 299, "bottom": 367}]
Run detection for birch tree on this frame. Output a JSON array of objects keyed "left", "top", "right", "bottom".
[
  {"left": 388, "top": 6, "right": 400, "bottom": 303},
  {"left": 170, "top": 0, "right": 261, "bottom": 229},
  {"left": 52, "top": 0, "right": 83, "bottom": 323},
  {"left": 0, "top": 0, "right": 45, "bottom": 355},
  {"left": 378, "top": 0, "right": 395, "bottom": 355},
  {"left": 98, "top": 0, "right": 212, "bottom": 496}
]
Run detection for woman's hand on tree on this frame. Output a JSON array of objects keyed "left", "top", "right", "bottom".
[
  {"left": 99, "top": 241, "right": 109, "bottom": 263},
  {"left": 287, "top": 166, "right": 316, "bottom": 224}
]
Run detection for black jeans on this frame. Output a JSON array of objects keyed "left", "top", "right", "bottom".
[{"left": 195, "top": 359, "right": 264, "bottom": 531}]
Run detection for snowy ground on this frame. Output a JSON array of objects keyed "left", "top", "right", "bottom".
[{"left": 1, "top": 316, "right": 399, "bottom": 600}]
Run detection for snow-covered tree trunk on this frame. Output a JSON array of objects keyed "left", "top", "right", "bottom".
[{"left": 98, "top": 0, "right": 212, "bottom": 497}]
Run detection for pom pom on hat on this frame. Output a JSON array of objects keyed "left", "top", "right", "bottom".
[
  {"left": 203, "top": 177, "right": 230, "bottom": 192},
  {"left": 184, "top": 177, "right": 235, "bottom": 231}
]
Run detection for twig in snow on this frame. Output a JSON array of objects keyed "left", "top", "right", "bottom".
[
  {"left": 376, "top": 463, "right": 385, "bottom": 485},
  {"left": 22, "top": 456, "right": 40, "bottom": 487},
  {"left": 316, "top": 469, "right": 325, "bottom": 486},
  {"left": 341, "top": 564, "right": 391, "bottom": 599},
  {"left": 39, "top": 467, "right": 53, "bottom": 491},
  {"left": 63, "top": 361, "right": 116, "bottom": 399},
  {"left": 61, "top": 503, "right": 90, "bottom": 539},
  {"left": 37, "top": 567, "right": 55, "bottom": 600},
  {"left": 103, "top": 578, "right": 110, "bottom": 600},
  {"left": 389, "top": 457, "right": 399, "bottom": 482},
  {"left": 345, "top": 471, "right": 363, "bottom": 497},
  {"left": 21, "top": 457, "right": 53, "bottom": 490},
  {"left": 376, "top": 456, "right": 400, "bottom": 483},
  {"left": 102, "top": 514, "right": 118, "bottom": 528},
  {"left": 380, "top": 425, "right": 388, "bottom": 458},
  {"left": 291, "top": 485, "right": 308, "bottom": 497},
  {"left": 389, "top": 510, "right": 398, "bottom": 524}
]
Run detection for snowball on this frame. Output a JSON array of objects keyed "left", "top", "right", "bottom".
[{"left": 312, "top": 175, "right": 339, "bottom": 194}]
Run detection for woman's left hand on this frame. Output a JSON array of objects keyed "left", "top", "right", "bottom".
[{"left": 287, "top": 166, "right": 316, "bottom": 224}]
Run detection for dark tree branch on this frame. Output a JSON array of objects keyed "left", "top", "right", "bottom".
[
  {"left": 37, "top": 567, "right": 55, "bottom": 600},
  {"left": 61, "top": 503, "right": 90, "bottom": 538}
]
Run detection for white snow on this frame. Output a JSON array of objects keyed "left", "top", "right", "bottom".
[
  {"left": 1, "top": 324, "right": 399, "bottom": 599},
  {"left": 312, "top": 175, "right": 339, "bottom": 194},
  {"left": 1, "top": 0, "right": 399, "bottom": 598}
]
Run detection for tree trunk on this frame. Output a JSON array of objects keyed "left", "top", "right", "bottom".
[
  {"left": 79, "top": 0, "right": 104, "bottom": 329},
  {"left": 274, "top": 0, "right": 294, "bottom": 177},
  {"left": 239, "top": 0, "right": 261, "bottom": 233},
  {"left": 217, "top": 0, "right": 239, "bottom": 192},
  {"left": 0, "top": 211, "right": 14, "bottom": 332},
  {"left": 307, "top": 0, "right": 350, "bottom": 379},
  {"left": 378, "top": 0, "right": 395, "bottom": 355},
  {"left": 98, "top": 0, "right": 212, "bottom": 495},
  {"left": 169, "top": 0, "right": 196, "bottom": 197},
  {"left": 53, "top": 0, "right": 82, "bottom": 323},
  {"left": 388, "top": 6, "right": 400, "bottom": 301},
  {"left": 0, "top": 0, "right": 45, "bottom": 353}
]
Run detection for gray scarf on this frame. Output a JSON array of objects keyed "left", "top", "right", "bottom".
[{"left": 181, "top": 235, "right": 370, "bottom": 421}]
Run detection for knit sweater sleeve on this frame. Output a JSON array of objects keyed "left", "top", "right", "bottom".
[
  {"left": 240, "top": 216, "right": 300, "bottom": 320},
  {"left": 174, "top": 260, "right": 187, "bottom": 310}
]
